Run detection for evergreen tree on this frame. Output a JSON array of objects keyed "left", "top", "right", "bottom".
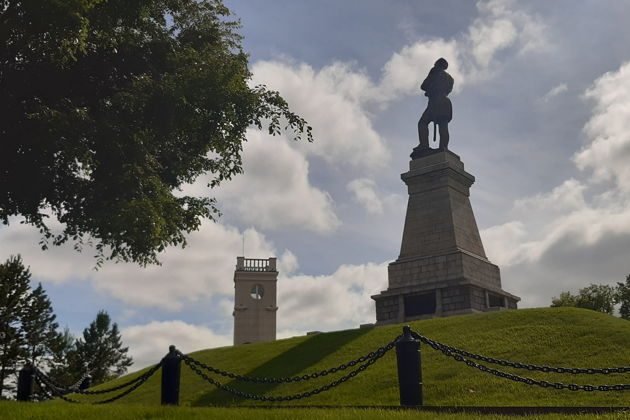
[
  {"left": 0, "top": 255, "right": 31, "bottom": 398},
  {"left": 21, "top": 284, "right": 60, "bottom": 365},
  {"left": 45, "top": 327, "right": 77, "bottom": 390},
  {"left": 0, "top": 256, "right": 70, "bottom": 398},
  {"left": 70, "top": 311, "right": 132, "bottom": 384}
]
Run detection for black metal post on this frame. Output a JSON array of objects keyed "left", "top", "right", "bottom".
[
  {"left": 79, "top": 362, "right": 91, "bottom": 391},
  {"left": 396, "top": 325, "right": 422, "bottom": 406},
  {"left": 161, "top": 345, "right": 181, "bottom": 406},
  {"left": 79, "top": 374, "right": 92, "bottom": 391},
  {"left": 17, "top": 363, "right": 35, "bottom": 402}
]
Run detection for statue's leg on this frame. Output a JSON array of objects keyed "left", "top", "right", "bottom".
[
  {"left": 418, "top": 114, "right": 430, "bottom": 149},
  {"left": 438, "top": 122, "right": 449, "bottom": 150}
]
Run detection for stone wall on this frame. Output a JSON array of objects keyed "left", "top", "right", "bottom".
[{"left": 387, "top": 251, "right": 501, "bottom": 291}]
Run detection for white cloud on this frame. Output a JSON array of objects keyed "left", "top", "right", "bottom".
[
  {"left": 514, "top": 179, "right": 586, "bottom": 215},
  {"left": 346, "top": 178, "right": 384, "bottom": 215},
  {"left": 0, "top": 219, "right": 285, "bottom": 311},
  {"left": 468, "top": 17, "right": 517, "bottom": 69},
  {"left": 541, "top": 83, "right": 568, "bottom": 102},
  {"left": 574, "top": 61, "right": 630, "bottom": 192},
  {"left": 376, "top": 0, "right": 548, "bottom": 101},
  {"left": 471, "top": 0, "right": 549, "bottom": 60},
  {"left": 92, "top": 224, "right": 276, "bottom": 310},
  {"left": 377, "top": 39, "right": 463, "bottom": 103},
  {"left": 277, "top": 249, "right": 299, "bottom": 276},
  {"left": 481, "top": 221, "right": 527, "bottom": 267},
  {"left": 277, "top": 262, "right": 388, "bottom": 334},
  {"left": 0, "top": 218, "right": 93, "bottom": 284},
  {"left": 251, "top": 60, "right": 390, "bottom": 169},
  {"left": 481, "top": 61, "right": 630, "bottom": 307},
  {"left": 215, "top": 130, "right": 340, "bottom": 233},
  {"left": 122, "top": 321, "right": 231, "bottom": 370}
]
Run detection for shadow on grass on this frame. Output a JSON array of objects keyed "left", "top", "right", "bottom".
[{"left": 191, "top": 327, "right": 372, "bottom": 406}]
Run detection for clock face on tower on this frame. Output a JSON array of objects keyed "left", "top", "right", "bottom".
[{"left": 250, "top": 284, "right": 264, "bottom": 300}]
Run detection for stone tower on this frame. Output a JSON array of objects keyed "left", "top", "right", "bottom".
[
  {"left": 233, "top": 257, "right": 278, "bottom": 345},
  {"left": 372, "top": 150, "right": 520, "bottom": 324}
]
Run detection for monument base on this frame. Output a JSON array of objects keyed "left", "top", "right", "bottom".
[
  {"left": 372, "top": 281, "right": 519, "bottom": 326},
  {"left": 372, "top": 249, "right": 519, "bottom": 325},
  {"left": 372, "top": 150, "right": 520, "bottom": 325}
]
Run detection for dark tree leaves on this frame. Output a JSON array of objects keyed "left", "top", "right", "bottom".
[{"left": 0, "top": 0, "right": 312, "bottom": 266}]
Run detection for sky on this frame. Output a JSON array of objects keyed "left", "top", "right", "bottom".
[{"left": 2, "top": 0, "right": 630, "bottom": 371}]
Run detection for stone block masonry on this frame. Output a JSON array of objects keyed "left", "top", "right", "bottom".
[{"left": 372, "top": 150, "right": 519, "bottom": 325}]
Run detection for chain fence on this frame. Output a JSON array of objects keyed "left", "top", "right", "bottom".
[
  {"left": 178, "top": 334, "right": 400, "bottom": 401},
  {"left": 33, "top": 362, "right": 162, "bottom": 404},
  {"left": 31, "top": 368, "right": 91, "bottom": 395},
  {"left": 409, "top": 329, "right": 630, "bottom": 392},
  {"left": 16, "top": 325, "right": 630, "bottom": 407}
]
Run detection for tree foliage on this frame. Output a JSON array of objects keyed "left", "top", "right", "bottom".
[
  {"left": 551, "top": 283, "right": 619, "bottom": 315},
  {"left": 0, "top": 256, "right": 31, "bottom": 398},
  {"left": 617, "top": 274, "right": 630, "bottom": 320},
  {"left": 21, "top": 284, "right": 60, "bottom": 363},
  {"left": 0, "top": 255, "right": 62, "bottom": 398},
  {"left": 0, "top": 0, "right": 312, "bottom": 266},
  {"left": 65, "top": 310, "right": 133, "bottom": 385}
]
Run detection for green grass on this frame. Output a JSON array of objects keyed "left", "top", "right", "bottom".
[
  {"left": 30, "top": 308, "right": 630, "bottom": 408},
  {"left": 2, "top": 402, "right": 630, "bottom": 420}
]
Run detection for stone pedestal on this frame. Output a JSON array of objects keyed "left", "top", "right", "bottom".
[{"left": 372, "top": 150, "right": 519, "bottom": 325}]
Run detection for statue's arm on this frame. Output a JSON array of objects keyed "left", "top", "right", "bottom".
[
  {"left": 420, "top": 67, "right": 437, "bottom": 92},
  {"left": 446, "top": 74, "right": 454, "bottom": 95}
]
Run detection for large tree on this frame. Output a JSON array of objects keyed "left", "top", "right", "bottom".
[{"left": 0, "top": 0, "right": 311, "bottom": 266}]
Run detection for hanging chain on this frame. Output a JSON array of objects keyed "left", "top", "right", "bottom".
[
  {"left": 409, "top": 330, "right": 630, "bottom": 392},
  {"left": 177, "top": 335, "right": 401, "bottom": 384},
  {"left": 34, "top": 368, "right": 90, "bottom": 394},
  {"left": 181, "top": 337, "right": 399, "bottom": 401},
  {"left": 446, "top": 352, "right": 630, "bottom": 392},
  {"left": 34, "top": 363, "right": 161, "bottom": 395},
  {"left": 35, "top": 362, "right": 161, "bottom": 404},
  {"left": 410, "top": 331, "right": 630, "bottom": 375}
]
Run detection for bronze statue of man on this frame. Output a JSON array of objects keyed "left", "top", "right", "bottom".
[{"left": 417, "top": 57, "right": 453, "bottom": 151}]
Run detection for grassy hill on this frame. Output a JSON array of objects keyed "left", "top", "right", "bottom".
[{"left": 71, "top": 307, "right": 630, "bottom": 407}]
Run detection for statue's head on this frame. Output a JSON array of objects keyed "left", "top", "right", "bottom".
[{"left": 435, "top": 57, "right": 448, "bottom": 70}]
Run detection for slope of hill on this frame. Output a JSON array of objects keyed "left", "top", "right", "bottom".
[{"left": 71, "top": 307, "right": 630, "bottom": 407}]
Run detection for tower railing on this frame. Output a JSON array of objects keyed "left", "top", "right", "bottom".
[{"left": 236, "top": 257, "right": 277, "bottom": 272}]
